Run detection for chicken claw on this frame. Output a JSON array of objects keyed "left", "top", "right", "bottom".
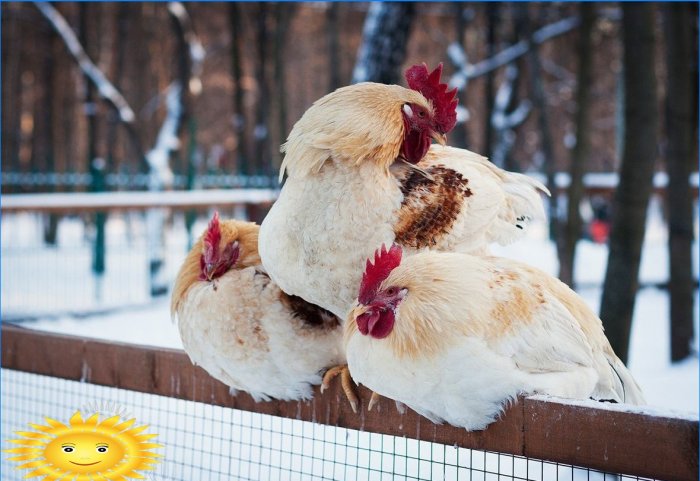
[
  {"left": 321, "top": 364, "right": 359, "bottom": 413},
  {"left": 367, "top": 391, "right": 382, "bottom": 412}
]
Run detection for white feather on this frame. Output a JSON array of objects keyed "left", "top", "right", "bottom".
[{"left": 177, "top": 266, "right": 345, "bottom": 401}]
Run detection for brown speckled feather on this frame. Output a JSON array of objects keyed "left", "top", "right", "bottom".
[{"left": 394, "top": 165, "right": 472, "bottom": 249}]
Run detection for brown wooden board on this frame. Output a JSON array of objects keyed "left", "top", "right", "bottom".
[
  {"left": 524, "top": 397, "right": 699, "bottom": 481},
  {"left": 2, "top": 324, "right": 698, "bottom": 480}
]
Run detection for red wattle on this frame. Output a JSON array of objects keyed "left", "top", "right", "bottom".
[
  {"left": 368, "top": 310, "right": 395, "bottom": 339},
  {"left": 401, "top": 129, "right": 431, "bottom": 164},
  {"left": 356, "top": 311, "right": 378, "bottom": 335}
]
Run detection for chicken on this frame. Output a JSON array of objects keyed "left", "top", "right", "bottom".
[
  {"left": 171, "top": 213, "right": 345, "bottom": 402},
  {"left": 259, "top": 63, "right": 548, "bottom": 322},
  {"left": 345, "top": 244, "right": 645, "bottom": 431}
]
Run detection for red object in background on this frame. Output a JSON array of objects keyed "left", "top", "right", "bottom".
[{"left": 590, "top": 219, "right": 610, "bottom": 244}]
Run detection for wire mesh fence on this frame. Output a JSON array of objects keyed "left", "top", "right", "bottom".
[
  {"left": 0, "top": 208, "right": 241, "bottom": 318},
  {"left": 2, "top": 368, "right": 646, "bottom": 481}
]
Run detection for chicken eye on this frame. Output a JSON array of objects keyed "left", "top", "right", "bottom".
[
  {"left": 97, "top": 446, "right": 108, "bottom": 453},
  {"left": 417, "top": 109, "right": 425, "bottom": 118},
  {"left": 62, "top": 446, "right": 74, "bottom": 453},
  {"left": 386, "top": 287, "right": 397, "bottom": 296}
]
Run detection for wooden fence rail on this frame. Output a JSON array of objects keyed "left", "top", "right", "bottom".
[
  {"left": 2, "top": 324, "right": 697, "bottom": 481},
  {"left": 0, "top": 189, "right": 278, "bottom": 214}
]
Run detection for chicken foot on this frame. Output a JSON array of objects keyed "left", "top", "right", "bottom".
[
  {"left": 321, "top": 365, "right": 385, "bottom": 413},
  {"left": 321, "top": 364, "right": 359, "bottom": 413}
]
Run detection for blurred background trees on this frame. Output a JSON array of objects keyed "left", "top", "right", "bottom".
[{"left": 2, "top": 2, "right": 697, "bottom": 362}]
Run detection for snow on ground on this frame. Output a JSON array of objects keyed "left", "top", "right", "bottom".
[{"left": 2, "top": 196, "right": 698, "bottom": 414}]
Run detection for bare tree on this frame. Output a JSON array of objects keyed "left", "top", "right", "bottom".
[
  {"left": 274, "top": 4, "right": 295, "bottom": 171},
  {"left": 77, "top": 3, "right": 107, "bottom": 276},
  {"left": 663, "top": 3, "right": 696, "bottom": 362},
  {"left": 327, "top": 2, "right": 341, "bottom": 92},
  {"left": 490, "top": 64, "right": 531, "bottom": 169},
  {"left": 2, "top": 4, "right": 23, "bottom": 189},
  {"left": 254, "top": 3, "right": 270, "bottom": 177},
  {"left": 32, "top": 9, "right": 58, "bottom": 245},
  {"left": 447, "top": 8, "right": 582, "bottom": 171},
  {"left": 599, "top": 4, "right": 659, "bottom": 363},
  {"left": 352, "top": 2, "right": 416, "bottom": 84},
  {"left": 450, "top": 2, "right": 471, "bottom": 149},
  {"left": 228, "top": 3, "right": 247, "bottom": 175},
  {"left": 483, "top": 3, "right": 500, "bottom": 158},
  {"left": 520, "top": 5, "right": 559, "bottom": 244},
  {"left": 36, "top": 1, "right": 203, "bottom": 297},
  {"left": 559, "top": 4, "right": 596, "bottom": 287}
]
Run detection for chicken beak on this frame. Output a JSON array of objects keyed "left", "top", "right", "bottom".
[
  {"left": 204, "top": 263, "right": 216, "bottom": 281},
  {"left": 431, "top": 131, "right": 447, "bottom": 146}
]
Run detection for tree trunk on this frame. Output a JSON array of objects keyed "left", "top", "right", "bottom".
[
  {"left": 521, "top": 4, "right": 559, "bottom": 244},
  {"left": 80, "top": 3, "right": 106, "bottom": 275},
  {"left": 33, "top": 9, "right": 57, "bottom": 245},
  {"left": 273, "top": 4, "right": 293, "bottom": 172},
  {"left": 599, "top": 4, "right": 659, "bottom": 364},
  {"left": 254, "top": 3, "right": 270, "bottom": 177},
  {"left": 228, "top": 3, "right": 247, "bottom": 175},
  {"left": 503, "top": 4, "right": 527, "bottom": 173},
  {"left": 107, "top": 3, "right": 127, "bottom": 175},
  {"left": 559, "top": 4, "right": 595, "bottom": 288},
  {"left": 483, "top": 3, "right": 499, "bottom": 158},
  {"left": 327, "top": 2, "right": 341, "bottom": 92},
  {"left": 663, "top": 3, "right": 695, "bottom": 362},
  {"left": 2, "top": 3, "right": 23, "bottom": 191},
  {"left": 352, "top": 2, "right": 416, "bottom": 84},
  {"left": 451, "top": 2, "right": 470, "bottom": 149}
]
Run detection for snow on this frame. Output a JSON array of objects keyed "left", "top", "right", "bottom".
[
  {"left": 2, "top": 195, "right": 698, "bottom": 416},
  {"left": 2, "top": 189, "right": 278, "bottom": 211}
]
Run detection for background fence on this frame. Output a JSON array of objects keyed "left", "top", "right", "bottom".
[
  {"left": 2, "top": 324, "right": 698, "bottom": 481},
  {"left": 1, "top": 189, "right": 276, "bottom": 318},
  {"left": 2, "top": 182, "right": 697, "bottom": 320}
]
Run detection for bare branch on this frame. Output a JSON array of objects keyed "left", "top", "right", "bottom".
[
  {"left": 146, "top": 83, "right": 181, "bottom": 190},
  {"left": 490, "top": 65, "right": 531, "bottom": 168},
  {"left": 448, "top": 16, "right": 581, "bottom": 90},
  {"left": 34, "top": 2, "right": 136, "bottom": 123},
  {"left": 167, "top": 2, "right": 205, "bottom": 96}
]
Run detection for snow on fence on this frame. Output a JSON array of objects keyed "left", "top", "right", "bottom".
[
  {"left": 2, "top": 324, "right": 697, "bottom": 481},
  {"left": 1, "top": 190, "right": 277, "bottom": 317},
  {"left": 0, "top": 189, "right": 278, "bottom": 213}
]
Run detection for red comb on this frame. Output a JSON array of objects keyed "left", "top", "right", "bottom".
[
  {"left": 204, "top": 211, "right": 221, "bottom": 248},
  {"left": 405, "top": 63, "right": 458, "bottom": 134},
  {"left": 358, "top": 244, "right": 403, "bottom": 305}
]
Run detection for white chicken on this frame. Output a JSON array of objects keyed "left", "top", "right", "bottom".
[
  {"left": 345, "top": 244, "right": 645, "bottom": 431},
  {"left": 259, "top": 64, "right": 548, "bottom": 322},
  {"left": 171, "top": 213, "right": 345, "bottom": 402}
]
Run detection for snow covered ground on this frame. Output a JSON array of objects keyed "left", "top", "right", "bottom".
[{"left": 1, "top": 196, "right": 698, "bottom": 414}]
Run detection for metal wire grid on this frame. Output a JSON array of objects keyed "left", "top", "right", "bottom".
[
  {"left": 0, "top": 211, "right": 214, "bottom": 317},
  {"left": 1, "top": 369, "right": 651, "bottom": 481}
]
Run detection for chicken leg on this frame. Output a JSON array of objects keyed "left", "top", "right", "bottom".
[
  {"left": 321, "top": 365, "right": 386, "bottom": 413},
  {"left": 321, "top": 365, "right": 360, "bottom": 413}
]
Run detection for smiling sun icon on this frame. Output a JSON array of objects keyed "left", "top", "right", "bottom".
[{"left": 5, "top": 411, "right": 162, "bottom": 480}]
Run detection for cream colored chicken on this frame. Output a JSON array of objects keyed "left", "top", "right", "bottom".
[
  {"left": 171, "top": 213, "right": 344, "bottom": 402},
  {"left": 345, "top": 245, "right": 645, "bottom": 431},
  {"left": 260, "top": 65, "right": 547, "bottom": 322},
  {"left": 259, "top": 64, "right": 548, "bottom": 405}
]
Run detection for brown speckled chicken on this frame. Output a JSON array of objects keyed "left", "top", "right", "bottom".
[
  {"left": 171, "top": 213, "right": 344, "bottom": 402},
  {"left": 260, "top": 63, "right": 547, "bottom": 321}
]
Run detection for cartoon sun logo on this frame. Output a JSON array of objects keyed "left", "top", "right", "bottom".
[{"left": 5, "top": 410, "right": 162, "bottom": 480}]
